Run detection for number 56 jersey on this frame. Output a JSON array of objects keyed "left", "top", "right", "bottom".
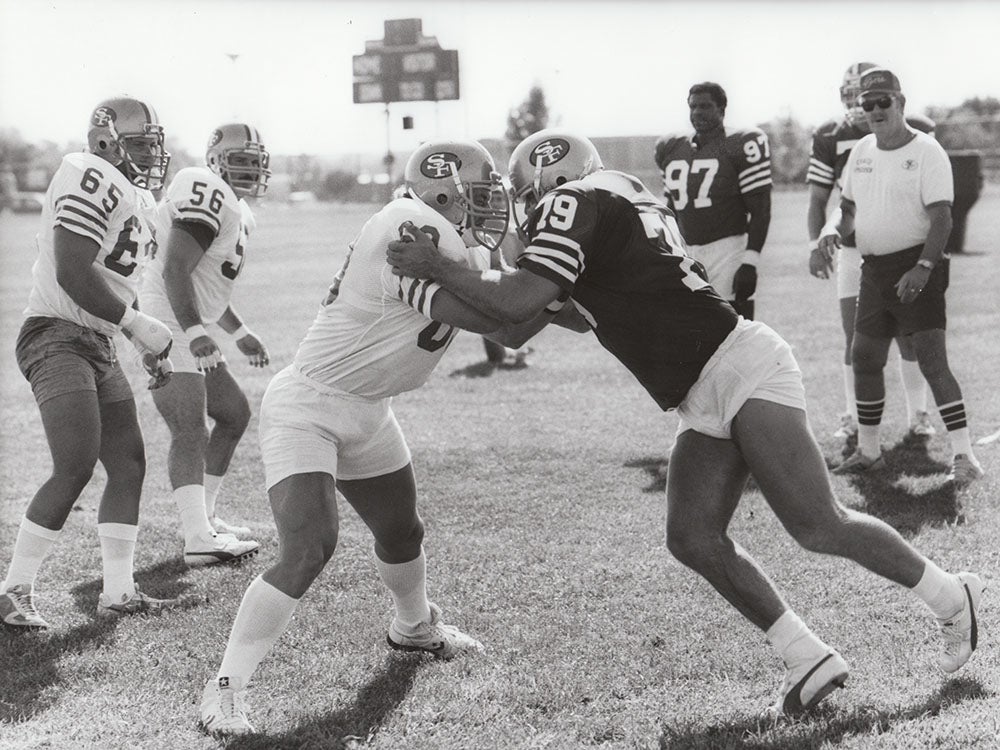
[
  {"left": 293, "top": 197, "right": 489, "bottom": 399},
  {"left": 24, "top": 152, "right": 159, "bottom": 337},
  {"left": 141, "top": 166, "right": 254, "bottom": 325}
]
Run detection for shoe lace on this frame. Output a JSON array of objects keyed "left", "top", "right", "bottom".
[{"left": 10, "top": 588, "right": 39, "bottom": 615}]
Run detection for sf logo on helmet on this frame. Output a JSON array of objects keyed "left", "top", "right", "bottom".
[
  {"left": 209, "top": 130, "right": 224, "bottom": 147},
  {"left": 421, "top": 152, "right": 461, "bottom": 179},
  {"left": 92, "top": 107, "right": 116, "bottom": 127},
  {"left": 530, "top": 139, "right": 569, "bottom": 167}
]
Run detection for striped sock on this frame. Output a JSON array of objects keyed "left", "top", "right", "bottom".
[
  {"left": 856, "top": 398, "right": 884, "bottom": 457},
  {"left": 938, "top": 400, "right": 973, "bottom": 456}
]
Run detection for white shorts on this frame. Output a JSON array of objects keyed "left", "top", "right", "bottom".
[
  {"left": 686, "top": 234, "right": 746, "bottom": 301},
  {"left": 676, "top": 319, "right": 806, "bottom": 439},
  {"left": 258, "top": 365, "right": 411, "bottom": 489},
  {"left": 139, "top": 291, "right": 226, "bottom": 375},
  {"left": 836, "top": 244, "right": 863, "bottom": 300}
]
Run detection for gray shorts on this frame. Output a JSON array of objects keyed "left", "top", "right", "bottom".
[{"left": 15, "top": 316, "right": 134, "bottom": 406}]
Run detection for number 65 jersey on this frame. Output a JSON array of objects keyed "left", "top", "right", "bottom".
[
  {"left": 24, "top": 152, "right": 159, "bottom": 336},
  {"left": 293, "top": 197, "right": 489, "bottom": 399},
  {"left": 141, "top": 166, "right": 254, "bottom": 325}
]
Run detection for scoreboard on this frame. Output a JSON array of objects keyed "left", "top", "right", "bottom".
[{"left": 352, "top": 19, "right": 460, "bottom": 104}]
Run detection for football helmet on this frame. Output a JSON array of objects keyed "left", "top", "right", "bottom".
[
  {"left": 507, "top": 129, "right": 603, "bottom": 238},
  {"left": 840, "top": 62, "right": 879, "bottom": 125},
  {"left": 87, "top": 96, "right": 170, "bottom": 191},
  {"left": 403, "top": 140, "right": 509, "bottom": 251},
  {"left": 206, "top": 123, "right": 271, "bottom": 198}
]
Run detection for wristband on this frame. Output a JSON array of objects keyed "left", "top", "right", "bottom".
[
  {"left": 739, "top": 250, "right": 760, "bottom": 267},
  {"left": 119, "top": 306, "right": 137, "bottom": 328},
  {"left": 184, "top": 324, "right": 208, "bottom": 340},
  {"left": 808, "top": 239, "right": 820, "bottom": 252},
  {"left": 231, "top": 325, "right": 253, "bottom": 340}
]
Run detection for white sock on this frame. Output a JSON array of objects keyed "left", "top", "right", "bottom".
[
  {"left": 174, "top": 484, "right": 215, "bottom": 545},
  {"left": 1, "top": 517, "right": 61, "bottom": 592},
  {"left": 842, "top": 364, "right": 856, "bottom": 417},
  {"left": 375, "top": 547, "right": 432, "bottom": 630},
  {"left": 911, "top": 562, "right": 964, "bottom": 619},
  {"left": 898, "top": 358, "right": 927, "bottom": 420},
  {"left": 97, "top": 523, "right": 138, "bottom": 601},
  {"left": 204, "top": 473, "right": 225, "bottom": 519},
  {"left": 948, "top": 428, "right": 974, "bottom": 458},
  {"left": 857, "top": 424, "right": 881, "bottom": 458},
  {"left": 766, "top": 610, "right": 828, "bottom": 665},
  {"left": 218, "top": 575, "right": 299, "bottom": 687}
]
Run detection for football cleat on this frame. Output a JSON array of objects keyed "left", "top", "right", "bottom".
[
  {"left": 1, "top": 584, "right": 50, "bottom": 630},
  {"left": 387, "top": 602, "right": 484, "bottom": 659},
  {"left": 200, "top": 676, "right": 253, "bottom": 735},
  {"left": 833, "top": 413, "right": 858, "bottom": 439},
  {"left": 938, "top": 572, "right": 984, "bottom": 674},
  {"left": 184, "top": 533, "right": 260, "bottom": 567},
  {"left": 96, "top": 588, "right": 182, "bottom": 617},
  {"left": 210, "top": 516, "right": 253, "bottom": 538},
  {"left": 769, "top": 650, "right": 849, "bottom": 717},
  {"left": 946, "top": 454, "right": 985, "bottom": 488},
  {"left": 832, "top": 449, "right": 885, "bottom": 475},
  {"left": 910, "top": 410, "right": 937, "bottom": 436}
]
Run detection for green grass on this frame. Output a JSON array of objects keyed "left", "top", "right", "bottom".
[{"left": 1, "top": 188, "right": 999, "bottom": 749}]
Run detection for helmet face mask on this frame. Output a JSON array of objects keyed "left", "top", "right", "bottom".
[
  {"left": 87, "top": 97, "right": 170, "bottom": 191},
  {"left": 206, "top": 124, "right": 271, "bottom": 198},
  {"left": 403, "top": 141, "right": 509, "bottom": 251},
  {"left": 840, "top": 62, "right": 879, "bottom": 126}
]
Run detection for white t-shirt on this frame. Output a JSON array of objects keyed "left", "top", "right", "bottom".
[
  {"left": 24, "top": 152, "right": 159, "bottom": 336},
  {"left": 841, "top": 130, "right": 953, "bottom": 256},
  {"left": 292, "top": 197, "right": 490, "bottom": 399}
]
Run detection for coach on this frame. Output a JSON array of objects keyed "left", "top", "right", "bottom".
[{"left": 818, "top": 67, "right": 983, "bottom": 485}]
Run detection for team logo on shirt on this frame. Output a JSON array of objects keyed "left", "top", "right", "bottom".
[
  {"left": 420, "top": 152, "right": 461, "bottom": 179},
  {"left": 530, "top": 138, "right": 569, "bottom": 167},
  {"left": 91, "top": 107, "right": 115, "bottom": 126},
  {"left": 902, "top": 159, "right": 918, "bottom": 171}
]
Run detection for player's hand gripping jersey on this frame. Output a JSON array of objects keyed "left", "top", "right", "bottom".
[
  {"left": 654, "top": 128, "right": 772, "bottom": 245},
  {"left": 516, "top": 171, "right": 738, "bottom": 410},
  {"left": 24, "top": 152, "right": 159, "bottom": 336},
  {"left": 293, "top": 198, "right": 490, "bottom": 399},
  {"left": 142, "top": 166, "right": 255, "bottom": 324}
]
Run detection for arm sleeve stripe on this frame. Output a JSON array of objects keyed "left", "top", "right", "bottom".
[
  {"left": 519, "top": 253, "right": 578, "bottom": 284},
  {"left": 517, "top": 256, "right": 576, "bottom": 289},
  {"left": 55, "top": 193, "right": 108, "bottom": 220},
  {"left": 174, "top": 206, "right": 222, "bottom": 231},
  {"left": 738, "top": 162, "right": 771, "bottom": 180},
  {"left": 399, "top": 278, "right": 438, "bottom": 316},
  {"left": 534, "top": 231, "right": 581, "bottom": 252},
  {"left": 526, "top": 242, "right": 581, "bottom": 274},
  {"left": 54, "top": 217, "right": 104, "bottom": 242},
  {"left": 57, "top": 203, "right": 109, "bottom": 232},
  {"left": 740, "top": 177, "right": 773, "bottom": 194}
]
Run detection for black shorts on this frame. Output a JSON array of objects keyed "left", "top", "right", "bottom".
[{"left": 855, "top": 245, "right": 949, "bottom": 338}]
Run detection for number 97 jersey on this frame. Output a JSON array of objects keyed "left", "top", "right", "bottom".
[{"left": 24, "top": 152, "right": 159, "bottom": 337}]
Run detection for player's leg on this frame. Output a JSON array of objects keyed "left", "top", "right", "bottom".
[
  {"left": 842, "top": 329, "right": 892, "bottom": 467},
  {"left": 733, "top": 397, "right": 982, "bottom": 674},
  {"left": 895, "top": 334, "right": 934, "bottom": 434},
  {"left": 204, "top": 363, "right": 253, "bottom": 534},
  {"left": 835, "top": 296, "right": 859, "bottom": 438}
]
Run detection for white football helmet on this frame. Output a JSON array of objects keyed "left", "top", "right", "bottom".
[
  {"left": 840, "top": 62, "right": 879, "bottom": 126},
  {"left": 507, "top": 129, "right": 603, "bottom": 238},
  {"left": 206, "top": 123, "right": 271, "bottom": 198},
  {"left": 403, "top": 140, "right": 509, "bottom": 251},
  {"left": 87, "top": 96, "right": 170, "bottom": 191}
]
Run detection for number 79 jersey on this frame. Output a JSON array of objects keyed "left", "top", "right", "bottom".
[
  {"left": 24, "top": 152, "right": 159, "bottom": 336},
  {"left": 654, "top": 127, "right": 772, "bottom": 246},
  {"left": 293, "top": 197, "right": 490, "bottom": 399}
]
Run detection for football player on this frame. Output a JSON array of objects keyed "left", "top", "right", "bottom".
[
  {"left": 2, "top": 96, "right": 183, "bottom": 629},
  {"left": 140, "top": 124, "right": 270, "bottom": 567},
  {"left": 655, "top": 82, "right": 772, "bottom": 320},
  {"left": 807, "top": 62, "right": 937, "bottom": 439},
  {"left": 387, "top": 129, "right": 983, "bottom": 717},
  {"left": 200, "top": 140, "right": 569, "bottom": 734}
]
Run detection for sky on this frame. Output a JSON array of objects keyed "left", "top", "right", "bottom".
[{"left": 1, "top": 0, "right": 998, "bottom": 160}]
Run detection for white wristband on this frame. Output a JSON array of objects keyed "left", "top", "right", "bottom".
[
  {"left": 184, "top": 324, "right": 208, "bottom": 340},
  {"left": 739, "top": 250, "right": 760, "bottom": 268},
  {"left": 119, "top": 306, "right": 137, "bottom": 329},
  {"left": 231, "top": 325, "right": 253, "bottom": 340}
]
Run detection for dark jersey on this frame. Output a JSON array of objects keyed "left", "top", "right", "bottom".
[
  {"left": 516, "top": 171, "right": 739, "bottom": 410},
  {"left": 654, "top": 127, "right": 772, "bottom": 245}
]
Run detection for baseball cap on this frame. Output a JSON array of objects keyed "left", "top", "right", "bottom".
[{"left": 858, "top": 68, "right": 902, "bottom": 97}]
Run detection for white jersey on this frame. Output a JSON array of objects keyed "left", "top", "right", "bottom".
[
  {"left": 841, "top": 131, "right": 954, "bottom": 256},
  {"left": 294, "top": 198, "right": 489, "bottom": 399},
  {"left": 23, "top": 152, "right": 159, "bottom": 336},
  {"left": 141, "top": 167, "right": 255, "bottom": 324}
]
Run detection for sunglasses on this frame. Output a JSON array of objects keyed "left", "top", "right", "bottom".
[{"left": 860, "top": 96, "right": 894, "bottom": 112}]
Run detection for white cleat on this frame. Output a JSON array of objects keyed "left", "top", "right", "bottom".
[
  {"left": 1, "top": 584, "right": 50, "bottom": 630},
  {"left": 767, "top": 650, "right": 849, "bottom": 717},
  {"left": 210, "top": 515, "right": 252, "bottom": 537},
  {"left": 910, "top": 410, "right": 937, "bottom": 436},
  {"left": 833, "top": 413, "right": 858, "bottom": 439},
  {"left": 200, "top": 676, "right": 253, "bottom": 735},
  {"left": 946, "top": 454, "right": 985, "bottom": 489},
  {"left": 184, "top": 533, "right": 260, "bottom": 567},
  {"left": 387, "top": 602, "right": 484, "bottom": 659},
  {"left": 938, "top": 572, "right": 984, "bottom": 674}
]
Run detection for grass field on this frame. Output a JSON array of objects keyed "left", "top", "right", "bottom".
[{"left": 1, "top": 187, "right": 999, "bottom": 750}]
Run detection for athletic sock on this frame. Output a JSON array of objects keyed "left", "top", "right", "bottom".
[
  {"left": 937, "top": 400, "right": 973, "bottom": 456},
  {"left": 375, "top": 547, "right": 432, "bottom": 631},
  {"left": 911, "top": 562, "right": 964, "bottom": 619},
  {"left": 174, "top": 484, "right": 215, "bottom": 545},
  {"left": 766, "top": 610, "right": 829, "bottom": 666},
  {"left": 204, "top": 473, "right": 225, "bottom": 519},
  {"left": 856, "top": 398, "right": 884, "bottom": 457},
  {"left": 1, "top": 517, "right": 61, "bottom": 592},
  {"left": 218, "top": 575, "right": 299, "bottom": 688},
  {"left": 97, "top": 523, "right": 138, "bottom": 601},
  {"left": 898, "top": 358, "right": 927, "bottom": 421},
  {"left": 842, "top": 364, "right": 856, "bottom": 417}
]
